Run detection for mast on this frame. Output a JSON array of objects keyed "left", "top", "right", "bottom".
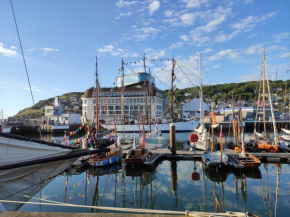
[
  {"left": 143, "top": 54, "right": 148, "bottom": 123},
  {"left": 95, "top": 56, "right": 99, "bottom": 134},
  {"left": 199, "top": 52, "right": 204, "bottom": 127},
  {"left": 232, "top": 91, "right": 236, "bottom": 143},
  {"left": 262, "top": 50, "right": 267, "bottom": 140},
  {"left": 149, "top": 68, "right": 152, "bottom": 135},
  {"left": 121, "top": 59, "right": 125, "bottom": 124},
  {"left": 171, "top": 57, "right": 176, "bottom": 122}
]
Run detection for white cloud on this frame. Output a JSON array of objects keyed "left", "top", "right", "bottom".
[
  {"left": 116, "top": 0, "right": 137, "bottom": 8},
  {"left": 0, "top": 42, "right": 18, "bottom": 57},
  {"left": 203, "top": 48, "right": 213, "bottom": 53},
  {"left": 209, "top": 49, "right": 234, "bottom": 61},
  {"left": 239, "top": 72, "right": 261, "bottom": 82},
  {"left": 212, "top": 64, "right": 220, "bottom": 69},
  {"left": 231, "top": 12, "right": 277, "bottom": 32},
  {"left": 10, "top": 46, "right": 17, "bottom": 50},
  {"left": 164, "top": 10, "right": 173, "bottom": 17},
  {"left": 148, "top": 0, "right": 160, "bottom": 16},
  {"left": 273, "top": 32, "right": 290, "bottom": 43},
  {"left": 180, "top": 13, "right": 198, "bottom": 26},
  {"left": 180, "top": 34, "right": 189, "bottom": 41},
  {"left": 97, "top": 44, "right": 127, "bottom": 57},
  {"left": 41, "top": 47, "right": 59, "bottom": 54},
  {"left": 244, "top": 0, "right": 253, "bottom": 4},
  {"left": 144, "top": 48, "right": 166, "bottom": 59},
  {"left": 248, "top": 33, "right": 257, "bottom": 38},
  {"left": 23, "top": 85, "right": 46, "bottom": 93},
  {"left": 115, "top": 12, "right": 132, "bottom": 19},
  {"left": 132, "top": 26, "right": 161, "bottom": 40},
  {"left": 279, "top": 53, "right": 289, "bottom": 58},
  {"left": 169, "top": 42, "right": 184, "bottom": 50},
  {"left": 244, "top": 44, "right": 264, "bottom": 55},
  {"left": 215, "top": 30, "right": 241, "bottom": 42},
  {"left": 182, "top": 0, "right": 208, "bottom": 8}
]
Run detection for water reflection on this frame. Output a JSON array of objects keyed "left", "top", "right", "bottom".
[{"left": 0, "top": 160, "right": 289, "bottom": 216}]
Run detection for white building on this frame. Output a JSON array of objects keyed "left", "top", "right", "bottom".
[
  {"left": 82, "top": 72, "right": 165, "bottom": 123},
  {"left": 182, "top": 98, "right": 210, "bottom": 119},
  {"left": 44, "top": 97, "right": 81, "bottom": 125}
]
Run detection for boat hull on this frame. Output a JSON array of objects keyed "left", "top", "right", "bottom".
[
  {"left": 88, "top": 146, "right": 122, "bottom": 167},
  {"left": 126, "top": 149, "right": 150, "bottom": 168},
  {"left": 239, "top": 154, "right": 261, "bottom": 168},
  {"left": 102, "top": 119, "right": 199, "bottom": 133},
  {"left": 202, "top": 150, "right": 229, "bottom": 169},
  {"left": 139, "top": 137, "right": 166, "bottom": 150}
]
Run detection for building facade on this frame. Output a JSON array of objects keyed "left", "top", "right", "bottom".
[
  {"left": 182, "top": 98, "right": 210, "bottom": 119},
  {"left": 82, "top": 72, "right": 165, "bottom": 123}
]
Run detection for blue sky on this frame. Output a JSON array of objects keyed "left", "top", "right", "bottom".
[{"left": 0, "top": 0, "right": 289, "bottom": 117}]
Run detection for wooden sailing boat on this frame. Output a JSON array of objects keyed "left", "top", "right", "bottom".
[
  {"left": 202, "top": 110, "right": 229, "bottom": 169},
  {"left": 255, "top": 50, "right": 279, "bottom": 153},
  {"left": 238, "top": 130, "right": 261, "bottom": 168},
  {"left": 126, "top": 116, "right": 150, "bottom": 168}
]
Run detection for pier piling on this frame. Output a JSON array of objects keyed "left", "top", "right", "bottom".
[{"left": 170, "top": 123, "right": 176, "bottom": 155}]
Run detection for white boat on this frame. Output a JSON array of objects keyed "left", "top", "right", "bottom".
[
  {"left": 102, "top": 119, "right": 198, "bottom": 133},
  {"left": 189, "top": 53, "right": 210, "bottom": 151},
  {"left": 139, "top": 135, "right": 166, "bottom": 150},
  {"left": 281, "top": 128, "right": 290, "bottom": 135},
  {"left": 0, "top": 133, "right": 74, "bottom": 168}
]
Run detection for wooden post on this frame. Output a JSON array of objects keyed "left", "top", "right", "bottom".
[{"left": 170, "top": 123, "right": 176, "bottom": 155}]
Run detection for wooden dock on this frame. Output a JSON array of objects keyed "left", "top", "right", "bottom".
[{"left": 123, "top": 149, "right": 290, "bottom": 163}]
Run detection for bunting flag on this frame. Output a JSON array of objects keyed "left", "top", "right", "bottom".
[
  {"left": 67, "top": 134, "right": 88, "bottom": 145},
  {"left": 67, "top": 122, "right": 89, "bottom": 136}
]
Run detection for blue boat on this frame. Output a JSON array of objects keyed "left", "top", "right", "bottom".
[
  {"left": 89, "top": 146, "right": 122, "bottom": 167},
  {"left": 202, "top": 150, "right": 229, "bottom": 169}
]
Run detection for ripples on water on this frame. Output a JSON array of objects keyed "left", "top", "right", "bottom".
[{"left": 0, "top": 159, "right": 289, "bottom": 216}]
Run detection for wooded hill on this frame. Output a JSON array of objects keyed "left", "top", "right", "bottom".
[{"left": 12, "top": 80, "right": 289, "bottom": 120}]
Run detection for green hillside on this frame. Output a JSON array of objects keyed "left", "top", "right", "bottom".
[{"left": 12, "top": 80, "right": 289, "bottom": 120}]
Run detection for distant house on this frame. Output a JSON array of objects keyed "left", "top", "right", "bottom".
[{"left": 182, "top": 98, "right": 210, "bottom": 119}]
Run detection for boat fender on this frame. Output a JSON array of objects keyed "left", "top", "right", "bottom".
[{"left": 189, "top": 133, "right": 199, "bottom": 143}]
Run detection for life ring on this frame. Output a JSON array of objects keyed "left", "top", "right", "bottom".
[{"left": 189, "top": 133, "right": 199, "bottom": 143}]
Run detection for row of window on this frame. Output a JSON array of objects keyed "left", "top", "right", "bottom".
[{"left": 94, "top": 104, "right": 163, "bottom": 111}]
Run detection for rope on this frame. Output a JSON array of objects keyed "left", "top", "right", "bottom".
[
  {"left": 0, "top": 199, "right": 249, "bottom": 216},
  {"left": 10, "top": 0, "right": 35, "bottom": 105}
]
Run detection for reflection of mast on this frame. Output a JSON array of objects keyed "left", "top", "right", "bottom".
[
  {"left": 213, "top": 182, "right": 220, "bottom": 213},
  {"left": 114, "top": 173, "right": 117, "bottom": 208},
  {"left": 221, "top": 182, "right": 225, "bottom": 213},
  {"left": 241, "top": 177, "right": 247, "bottom": 213},
  {"left": 275, "top": 165, "right": 281, "bottom": 217},
  {"left": 235, "top": 177, "right": 239, "bottom": 209},
  {"left": 91, "top": 175, "right": 99, "bottom": 213},
  {"left": 265, "top": 164, "right": 272, "bottom": 217},
  {"left": 64, "top": 175, "right": 68, "bottom": 203},
  {"left": 170, "top": 161, "right": 178, "bottom": 208},
  {"left": 85, "top": 171, "right": 88, "bottom": 205}
]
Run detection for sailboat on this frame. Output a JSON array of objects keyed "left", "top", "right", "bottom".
[
  {"left": 202, "top": 111, "right": 229, "bottom": 169},
  {"left": 101, "top": 55, "right": 199, "bottom": 133},
  {"left": 237, "top": 126, "right": 261, "bottom": 168},
  {"left": 278, "top": 128, "right": 290, "bottom": 152},
  {"left": 253, "top": 50, "right": 279, "bottom": 153},
  {"left": 189, "top": 53, "right": 210, "bottom": 151}
]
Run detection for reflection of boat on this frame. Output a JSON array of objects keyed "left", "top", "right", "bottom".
[
  {"left": 0, "top": 158, "right": 77, "bottom": 211},
  {"left": 88, "top": 163, "right": 122, "bottom": 176},
  {"left": 232, "top": 167, "right": 262, "bottom": 180},
  {"left": 202, "top": 165, "right": 231, "bottom": 182},
  {"left": 89, "top": 146, "right": 122, "bottom": 167}
]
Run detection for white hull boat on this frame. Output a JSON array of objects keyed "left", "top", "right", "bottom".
[
  {"left": 0, "top": 133, "right": 73, "bottom": 168},
  {"left": 139, "top": 136, "right": 166, "bottom": 150},
  {"left": 102, "top": 119, "right": 199, "bottom": 133}
]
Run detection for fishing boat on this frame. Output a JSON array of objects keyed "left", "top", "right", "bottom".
[
  {"left": 189, "top": 53, "right": 210, "bottom": 151},
  {"left": 202, "top": 150, "right": 229, "bottom": 169},
  {"left": 88, "top": 145, "right": 122, "bottom": 167},
  {"left": 126, "top": 148, "right": 150, "bottom": 168}
]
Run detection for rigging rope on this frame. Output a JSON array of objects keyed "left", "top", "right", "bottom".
[{"left": 10, "top": 0, "right": 35, "bottom": 105}]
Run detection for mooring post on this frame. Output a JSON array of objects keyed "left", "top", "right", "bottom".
[{"left": 170, "top": 123, "right": 176, "bottom": 155}]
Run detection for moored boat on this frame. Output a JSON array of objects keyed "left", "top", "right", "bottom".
[
  {"left": 88, "top": 146, "right": 122, "bottom": 167},
  {"left": 126, "top": 148, "right": 150, "bottom": 168},
  {"left": 202, "top": 150, "right": 229, "bottom": 169}
]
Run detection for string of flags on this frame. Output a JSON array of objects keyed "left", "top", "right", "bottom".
[{"left": 66, "top": 122, "right": 88, "bottom": 136}]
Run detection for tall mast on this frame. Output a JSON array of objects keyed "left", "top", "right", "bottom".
[
  {"left": 199, "top": 52, "right": 204, "bottom": 126},
  {"left": 262, "top": 50, "right": 267, "bottom": 140},
  {"left": 121, "top": 59, "right": 125, "bottom": 124},
  {"left": 171, "top": 57, "right": 176, "bottom": 121},
  {"left": 95, "top": 56, "right": 99, "bottom": 134},
  {"left": 143, "top": 54, "right": 148, "bottom": 123},
  {"left": 149, "top": 68, "right": 152, "bottom": 134},
  {"left": 232, "top": 90, "right": 236, "bottom": 143}
]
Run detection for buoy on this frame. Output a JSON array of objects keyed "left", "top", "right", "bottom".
[{"left": 189, "top": 133, "right": 199, "bottom": 143}]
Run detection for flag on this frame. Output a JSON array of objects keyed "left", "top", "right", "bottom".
[{"left": 258, "top": 99, "right": 261, "bottom": 106}]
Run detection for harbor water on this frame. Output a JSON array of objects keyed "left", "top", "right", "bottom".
[{"left": 0, "top": 131, "right": 289, "bottom": 216}]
